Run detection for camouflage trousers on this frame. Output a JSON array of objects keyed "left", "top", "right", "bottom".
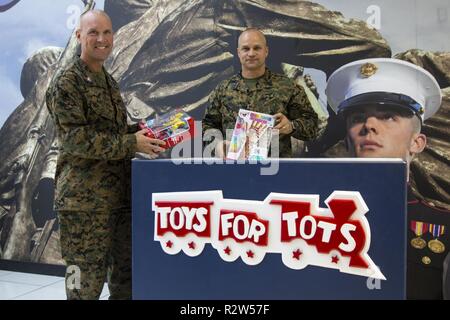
[{"left": 58, "top": 208, "right": 131, "bottom": 300}]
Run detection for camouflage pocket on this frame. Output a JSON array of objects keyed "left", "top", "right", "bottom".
[
  {"left": 223, "top": 102, "right": 242, "bottom": 113},
  {"left": 84, "top": 87, "right": 116, "bottom": 121}
]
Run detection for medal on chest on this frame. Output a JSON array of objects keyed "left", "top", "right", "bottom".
[
  {"left": 428, "top": 224, "right": 446, "bottom": 254},
  {"left": 410, "top": 220, "right": 427, "bottom": 249}
]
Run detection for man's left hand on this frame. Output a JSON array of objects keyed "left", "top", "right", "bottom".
[{"left": 274, "top": 113, "right": 293, "bottom": 135}]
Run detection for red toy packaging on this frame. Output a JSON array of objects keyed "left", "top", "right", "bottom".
[{"left": 138, "top": 109, "right": 196, "bottom": 149}]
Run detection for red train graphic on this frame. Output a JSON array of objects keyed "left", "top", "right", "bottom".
[{"left": 152, "top": 190, "right": 385, "bottom": 279}]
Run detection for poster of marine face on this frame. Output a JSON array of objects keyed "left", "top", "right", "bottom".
[{"left": 0, "top": 0, "right": 448, "bottom": 267}]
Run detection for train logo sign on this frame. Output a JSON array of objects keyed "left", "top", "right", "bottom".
[{"left": 152, "top": 191, "right": 385, "bottom": 280}]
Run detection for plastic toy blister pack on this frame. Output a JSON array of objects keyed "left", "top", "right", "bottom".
[
  {"left": 138, "top": 109, "right": 195, "bottom": 149},
  {"left": 227, "top": 109, "right": 275, "bottom": 160}
]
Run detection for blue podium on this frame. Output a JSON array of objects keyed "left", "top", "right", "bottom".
[{"left": 132, "top": 159, "right": 407, "bottom": 299}]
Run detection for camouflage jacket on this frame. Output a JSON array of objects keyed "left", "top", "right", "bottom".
[
  {"left": 202, "top": 69, "right": 319, "bottom": 157},
  {"left": 46, "top": 57, "right": 137, "bottom": 211}
]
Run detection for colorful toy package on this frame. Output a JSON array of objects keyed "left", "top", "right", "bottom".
[
  {"left": 227, "top": 109, "right": 275, "bottom": 160},
  {"left": 138, "top": 109, "right": 195, "bottom": 149}
]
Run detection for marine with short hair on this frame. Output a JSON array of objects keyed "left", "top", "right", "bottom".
[
  {"left": 46, "top": 9, "right": 165, "bottom": 300},
  {"left": 326, "top": 58, "right": 450, "bottom": 299},
  {"left": 202, "top": 28, "right": 319, "bottom": 158}
]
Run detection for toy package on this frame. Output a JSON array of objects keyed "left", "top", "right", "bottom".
[
  {"left": 227, "top": 109, "right": 275, "bottom": 160},
  {"left": 138, "top": 109, "right": 195, "bottom": 149}
]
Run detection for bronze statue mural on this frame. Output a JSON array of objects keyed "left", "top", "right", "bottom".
[{"left": 0, "top": 0, "right": 448, "bottom": 265}]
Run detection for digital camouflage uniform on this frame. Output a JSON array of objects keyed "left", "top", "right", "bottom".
[
  {"left": 202, "top": 69, "right": 319, "bottom": 157},
  {"left": 46, "top": 57, "right": 137, "bottom": 300}
]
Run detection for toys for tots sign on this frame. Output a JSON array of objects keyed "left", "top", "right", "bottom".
[{"left": 152, "top": 191, "right": 385, "bottom": 280}]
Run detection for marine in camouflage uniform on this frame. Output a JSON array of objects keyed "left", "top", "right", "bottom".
[
  {"left": 203, "top": 70, "right": 319, "bottom": 157},
  {"left": 46, "top": 55, "right": 137, "bottom": 300},
  {"left": 45, "top": 10, "right": 139, "bottom": 300},
  {"left": 202, "top": 29, "right": 318, "bottom": 158}
]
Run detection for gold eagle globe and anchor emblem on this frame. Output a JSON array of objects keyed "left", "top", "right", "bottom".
[{"left": 360, "top": 63, "right": 378, "bottom": 78}]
